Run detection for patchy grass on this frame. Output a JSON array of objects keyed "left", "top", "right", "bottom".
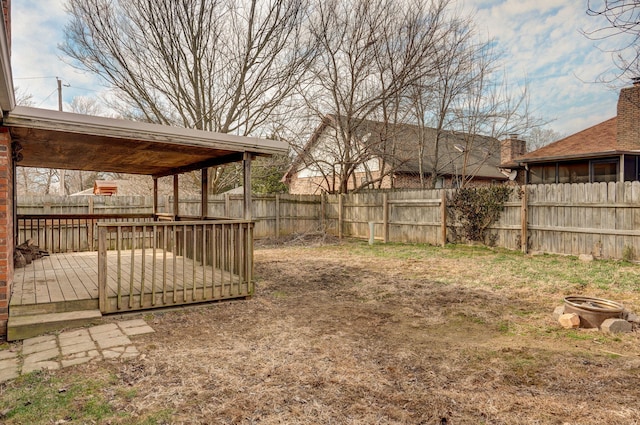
[
  {"left": 0, "top": 370, "right": 115, "bottom": 424},
  {"left": 3, "top": 239, "right": 640, "bottom": 424},
  {"left": 0, "top": 364, "right": 173, "bottom": 424}
]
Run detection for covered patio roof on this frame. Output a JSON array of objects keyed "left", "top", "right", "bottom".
[{"left": 3, "top": 106, "right": 288, "bottom": 177}]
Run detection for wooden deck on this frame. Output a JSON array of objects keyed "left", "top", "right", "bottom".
[
  {"left": 11, "top": 250, "right": 245, "bottom": 314},
  {"left": 12, "top": 252, "right": 98, "bottom": 307}
]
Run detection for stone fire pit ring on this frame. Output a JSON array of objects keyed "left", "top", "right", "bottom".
[{"left": 563, "top": 296, "right": 624, "bottom": 329}]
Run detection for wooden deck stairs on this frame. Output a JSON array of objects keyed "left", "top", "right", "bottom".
[{"left": 7, "top": 300, "right": 102, "bottom": 341}]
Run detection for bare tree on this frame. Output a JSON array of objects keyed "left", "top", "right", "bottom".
[
  {"left": 408, "top": 9, "right": 534, "bottom": 189},
  {"left": 526, "top": 127, "right": 564, "bottom": 151},
  {"left": 15, "top": 87, "right": 34, "bottom": 107},
  {"left": 409, "top": 11, "right": 478, "bottom": 188},
  {"left": 61, "top": 0, "right": 309, "bottom": 192},
  {"left": 297, "top": 0, "right": 447, "bottom": 193},
  {"left": 584, "top": 0, "right": 640, "bottom": 83},
  {"left": 14, "top": 88, "right": 58, "bottom": 196}
]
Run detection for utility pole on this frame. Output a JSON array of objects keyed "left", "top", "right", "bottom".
[{"left": 57, "top": 77, "right": 65, "bottom": 195}]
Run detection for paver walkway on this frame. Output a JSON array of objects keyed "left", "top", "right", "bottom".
[{"left": 0, "top": 319, "right": 154, "bottom": 384}]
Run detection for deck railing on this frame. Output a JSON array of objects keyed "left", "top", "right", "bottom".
[
  {"left": 97, "top": 220, "right": 254, "bottom": 313},
  {"left": 17, "top": 213, "right": 155, "bottom": 253}
]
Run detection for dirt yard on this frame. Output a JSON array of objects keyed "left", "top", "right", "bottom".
[{"left": 7, "top": 239, "right": 640, "bottom": 424}]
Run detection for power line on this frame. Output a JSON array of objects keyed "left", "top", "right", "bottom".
[
  {"left": 37, "top": 88, "right": 59, "bottom": 107},
  {"left": 14, "top": 76, "right": 57, "bottom": 80}
]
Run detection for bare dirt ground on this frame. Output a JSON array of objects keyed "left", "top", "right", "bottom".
[{"left": 15, "top": 240, "right": 640, "bottom": 424}]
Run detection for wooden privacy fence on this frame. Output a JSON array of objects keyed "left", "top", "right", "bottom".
[
  {"left": 97, "top": 220, "right": 254, "bottom": 313},
  {"left": 17, "top": 182, "right": 640, "bottom": 260},
  {"left": 325, "top": 182, "right": 640, "bottom": 261},
  {"left": 18, "top": 194, "right": 322, "bottom": 239},
  {"left": 179, "top": 193, "right": 322, "bottom": 237}
]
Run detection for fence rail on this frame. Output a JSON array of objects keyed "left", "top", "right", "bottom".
[
  {"left": 17, "top": 214, "right": 155, "bottom": 253},
  {"left": 97, "top": 220, "right": 254, "bottom": 313}
]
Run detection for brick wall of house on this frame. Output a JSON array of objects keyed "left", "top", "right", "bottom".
[
  {"left": 617, "top": 81, "right": 640, "bottom": 151},
  {"left": 289, "top": 170, "right": 503, "bottom": 194},
  {"left": 0, "top": 128, "right": 12, "bottom": 338},
  {"left": 288, "top": 171, "right": 393, "bottom": 194}
]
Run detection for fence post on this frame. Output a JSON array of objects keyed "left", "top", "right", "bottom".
[
  {"left": 88, "top": 197, "right": 94, "bottom": 215},
  {"left": 338, "top": 194, "right": 344, "bottom": 239},
  {"left": 275, "top": 194, "right": 280, "bottom": 238},
  {"left": 440, "top": 190, "right": 447, "bottom": 247},
  {"left": 320, "top": 193, "right": 326, "bottom": 231},
  {"left": 521, "top": 186, "right": 528, "bottom": 253},
  {"left": 383, "top": 193, "right": 389, "bottom": 243}
]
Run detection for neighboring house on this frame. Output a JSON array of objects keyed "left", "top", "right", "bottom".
[
  {"left": 284, "top": 115, "right": 517, "bottom": 194},
  {"left": 507, "top": 80, "right": 640, "bottom": 184}
]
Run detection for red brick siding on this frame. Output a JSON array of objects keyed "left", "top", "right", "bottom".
[
  {"left": 617, "top": 83, "right": 640, "bottom": 151},
  {"left": 288, "top": 171, "right": 393, "bottom": 194},
  {"left": 0, "top": 129, "right": 12, "bottom": 338},
  {"left": 288, "top": 171, "right": 503, "bottom": 194}
]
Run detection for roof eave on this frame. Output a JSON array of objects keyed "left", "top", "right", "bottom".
[
  {"left": 3, "top": 106, "right": 288, "bottom": 156},
  {"left": 515, "top": 150, "right": 634, "bottom": 164}
]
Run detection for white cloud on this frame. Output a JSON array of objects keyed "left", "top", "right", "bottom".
[
  {"left": 11, "top": 0, "right": 107, "bottom": 110},
  {"left": 460, "top": 0, "right": 627, "bottom": 135},
  {"left": 9, "top": 0, "right": 629, "bottom": 136}
]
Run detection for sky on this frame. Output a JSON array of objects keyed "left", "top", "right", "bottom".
[{"left": 9, "top": 0, "right": 630, "bottom": 138}]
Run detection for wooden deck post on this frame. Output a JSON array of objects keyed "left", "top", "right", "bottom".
[
  {"left": 201, "top": 168, "right": 209, "bottom": 219},
  {"left": 521, "top": 186, "right": 528, "bottom": 253},
  {"left": 440, "top": 191, "right": 447, "bottom": 247},
  {"left": 243, "top": 152, "right": 252, "bottom": 221},
  {"left": 173, "top": 174, "right": 179, "bottom": 219},
  {"left": 98, "top": 225, "right": 107, "bottom": 313},
  {"left": 153, "top": 177, "right": 158, "bottom": 219}
]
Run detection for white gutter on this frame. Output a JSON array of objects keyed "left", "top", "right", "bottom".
[{"left": 0, "top": 9, "right": 14, "bottom": 112}]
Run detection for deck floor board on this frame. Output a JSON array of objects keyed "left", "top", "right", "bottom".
[{"left": 11, "top": 250, "right": 244, "bottom": 310}]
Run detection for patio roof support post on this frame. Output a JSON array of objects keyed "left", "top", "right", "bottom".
[
  {"left": 153, "top": 177, "right": 158, "bottom": 220},
  {"left": 243, "top": 152, "right": 252, "bottom": 220},
  {"left": 201, "top": 168, "right": 208, "bottom": 219},
  {"left": 173, "top": 174, "right": 179, "bottom": 219}
]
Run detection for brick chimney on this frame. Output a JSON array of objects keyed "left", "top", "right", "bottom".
[
  {"left": 500, "top": 134, "right": 526, "bottom": 166},
  {"left": 617, "top": 78, "right": 640, "bottom": 150}
]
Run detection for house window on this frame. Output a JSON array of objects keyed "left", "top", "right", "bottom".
[
  {"left": 624, "top": 156, "right": 640, "bottom": 181},
  {"left": 529, "top": 164, "right": 556, "bottom": 184},
  {"left": 591, "top": 159, "right": 618, "bottom": 183},
  {"left": 558, "top": 163, "right": 589, "bottom": 184}
]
